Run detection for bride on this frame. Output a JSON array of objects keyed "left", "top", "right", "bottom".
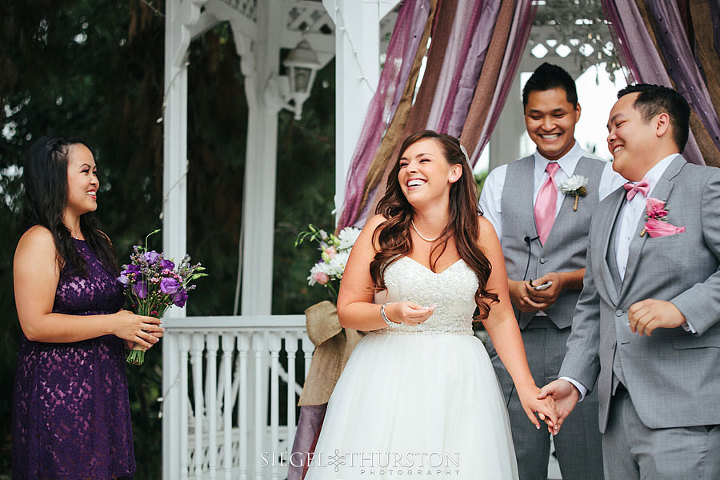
[{"left": 304, "top": 130, "right": 556, "bottom": 479}]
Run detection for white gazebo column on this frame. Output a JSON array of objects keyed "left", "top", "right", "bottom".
[
  {"left": 489, "top": 73, "right": 525, "bottom": 170},
  {"left": 240, "top": 1, "right": 284, "bottom": 315},
  {"left": 162, "top": 2, "right": 206, "bottom": 479},
  {"left": 323, "top": 0, "right": 399, "bottom": 223}
]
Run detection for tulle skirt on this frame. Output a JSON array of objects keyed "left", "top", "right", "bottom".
[{"left": 305, "top": 330, "right": 518, "bottom": 480}]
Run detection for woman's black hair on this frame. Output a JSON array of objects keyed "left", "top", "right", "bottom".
[{"left": 22, "top": 135, "right": 119, "bottom": 276}]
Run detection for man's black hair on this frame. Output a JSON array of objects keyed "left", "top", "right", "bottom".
[
  {"left": 522, "top": 62, "right": 578, "bottom": 107},
  {"left": 618, "top": 84, "right": 690, "bottom": 152}
]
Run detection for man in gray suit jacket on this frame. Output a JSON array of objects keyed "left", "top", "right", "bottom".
[
  {"left": 480, "top": 63, "right": 621, "bottom": 480},
  {"left": 540, "top": 84, "right": 720, "bottom": 479}
]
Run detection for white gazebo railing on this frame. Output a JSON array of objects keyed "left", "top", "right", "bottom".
[{"left": 162, "top": 315, "right": 313, "bottom": 480}]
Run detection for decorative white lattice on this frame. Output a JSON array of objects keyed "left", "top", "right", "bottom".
[
  {"left": 530, "top": 0, "right": 621, "bottom": 78},
  {"left": 287, "top": 0, "right": 334, "bottom": 35},
  {"left": 530, "top": 29, "right": 615, "bottom": 61},
  {"left": 217, "top": 0, "right": 257, "bottom": 21}
]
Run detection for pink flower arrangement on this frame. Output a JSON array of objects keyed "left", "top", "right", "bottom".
[
  {"left": 645, "top": 197, "right": 669, "bottom": 219},
  {"left": 295, "top": 224, "right": 361, "bottom": 302},
  {"left": 312, "top": 271, "right": 330, "bottom": 285},
  {"left": 643, "top": 198, "right": 685, "bottom": 238}
]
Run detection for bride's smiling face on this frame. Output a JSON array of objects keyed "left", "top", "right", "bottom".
[{"left": 398, "top": 138, "right": 461, "bottom": 205}]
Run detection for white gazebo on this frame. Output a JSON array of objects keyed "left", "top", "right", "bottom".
[{"left": 160, "top": 1, "right": 398, "bottom": 478}]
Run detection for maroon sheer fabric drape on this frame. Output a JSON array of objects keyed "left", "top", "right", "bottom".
[
  {"left": 338, "top": 0, "right": 432, "bottom": 230},
  {"left": 338, "top": 0, "right": 537, "bottom": 229},
  {"left": 603, "top": 0, "right": 720, "bottom": 166}
]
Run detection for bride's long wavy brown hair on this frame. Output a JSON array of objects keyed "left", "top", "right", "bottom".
[{"left": 369, "top": 130, "right": 498, "bottom": 320}]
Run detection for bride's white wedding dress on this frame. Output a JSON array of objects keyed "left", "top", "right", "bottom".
[{"left": 304, "top": 256, "right": 519, "bottom": 479}]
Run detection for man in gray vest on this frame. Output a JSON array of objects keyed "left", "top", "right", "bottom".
[
  {"left": 540, "top": 84, "right": 720, "bottom": 480},
  {"left": 479, "top": 63, "right": 623, "bottom": 479}
]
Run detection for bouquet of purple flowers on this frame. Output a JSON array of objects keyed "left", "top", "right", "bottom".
[{"left": 118, "top": 230, "right": 207, "bottom": 365}]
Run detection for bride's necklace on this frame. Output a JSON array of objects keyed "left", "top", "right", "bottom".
[{"left": 411, "top": 220, "right": 441, "bottom": 242}]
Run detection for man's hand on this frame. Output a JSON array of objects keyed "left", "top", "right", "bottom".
[
  {"left": 509, "top": 279, "right": 545, "bottom": 312},
  {"left": 627, "top": 299, "right": 686, "bottom": 336},
  {"left": 538, "top": 379, "right": 580, "bottom": 435},
  {"left": 525, "top": 272, "right": 565, "bottom": 307}
]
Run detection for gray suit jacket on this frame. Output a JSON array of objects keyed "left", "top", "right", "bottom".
[{"left": 560, "top": 156, "right": 720, "bottom": 433}]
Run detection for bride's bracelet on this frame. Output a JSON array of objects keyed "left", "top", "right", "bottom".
[{"left": 380, "top": 303, "right": 396, "bottom": 326}]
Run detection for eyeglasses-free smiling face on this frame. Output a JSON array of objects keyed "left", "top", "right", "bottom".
[
  {"left": 65, "top": 143, "right": 99, "bottom": 217},
  {"left": 397, "top": 138, "right": 461, "bottom": 207},
  {"left": 524, "top": 87, "right": 581, "bottom": 161},
  {"left": 606, "top": 92, "right": 660, "bottom": 181}
]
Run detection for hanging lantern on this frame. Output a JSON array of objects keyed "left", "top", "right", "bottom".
[{"left": 282, "top": 39, "right": 321, "bottom": 120}]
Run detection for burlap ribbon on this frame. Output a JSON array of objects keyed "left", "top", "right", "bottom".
[{"left": 298, "top": 300, "right": 366, "bottom": 406}]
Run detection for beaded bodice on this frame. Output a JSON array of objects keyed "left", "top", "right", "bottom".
[{"left": 374, "top": 256, "right": 479, "bottom": 335}]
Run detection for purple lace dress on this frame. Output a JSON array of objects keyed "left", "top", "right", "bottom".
[{"left": 12, "top": 239, "right": 135, "bottom": 479}]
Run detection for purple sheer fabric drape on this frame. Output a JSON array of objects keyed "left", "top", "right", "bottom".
[
  {"left": 440, "top": 0, "right": 504, "bottom": 137},
  {"left": 402, "top": 0, "right": 530, "bottom": 165},
  {"left": 337, "top": 0, "right": 430, "bottom": 230},
  {"left": 287, "top": 405, "right": 326, "bottom": 480},
  {"left": 472, "top": 0, "right": 536, "bottom": 160},
  {"left": 448, "top": 0, "right": 503, "bottom": 137},
  {"left": 643, "top": 0, "right": 720, "bottom": 151},
  {"left": 602, "top": 0, "right": 705, "bottom": 165},
  {"left": 711, "top": 1, "right": 720, "bottom": 55},
  {"left": 426, "top": 0, "right": 479, "bottom": 129},
  {"left": 340, "top": 0, "right": 537, "bottom": 227},
  {"left": 435, "top": 0, "right": 485, "bottom": 134}
]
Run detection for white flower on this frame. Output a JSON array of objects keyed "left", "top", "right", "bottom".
[
  {"left": 307, "top": 262, "right": 331, "bottom": 286},
  {"left": 337, "top": 227, "right": 361, "bottom": 251},
  {"left": 559, "top": 175, "right": 588, "bottom": 195},
  {"left": 327, "top": 250, "right": 350, "bottom": 278}
]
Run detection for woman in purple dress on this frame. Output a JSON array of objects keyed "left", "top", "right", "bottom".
[{"left": 12, "top": 136, "right": 164, "bottom": 479}]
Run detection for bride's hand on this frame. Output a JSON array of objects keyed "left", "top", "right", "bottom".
[
  {"left": 385, "top": 302, "right": 435, "bottom": 325},
  {"left": 517, "top": 385, "right": 557, "bottom": 433}
]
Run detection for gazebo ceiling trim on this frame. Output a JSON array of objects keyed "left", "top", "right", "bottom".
[
  {"left": 530, "top": 0, "right": 621, "bottom": 77},
  {"left": 193, "top": 0, "right": 335, "bottom": 70}
]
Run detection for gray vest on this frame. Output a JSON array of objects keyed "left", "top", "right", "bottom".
[
  {"left": 606, "top": 205, "right": 628, "bottom": 392},
  {"left": 500, "top": 155, "right": 606, "bottom": 329}
]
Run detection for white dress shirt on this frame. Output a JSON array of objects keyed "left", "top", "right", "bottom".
[
  {"left": 614, "top": 154, "right": 678, "bottom": 279},
  {"left": 479, "top": 141, "right": 625, "bottom": 241}
]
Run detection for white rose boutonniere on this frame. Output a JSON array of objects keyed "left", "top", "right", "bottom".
[{"left": 559, "top": 175, "right": 588, "bottom": 211}]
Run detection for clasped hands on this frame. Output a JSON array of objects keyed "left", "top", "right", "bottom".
[
  {"left": 535, "top": 299, "right": 687, "bottom": 433},
  {"left": 536, "top": 379, "right": 580, "bottom": 435},
  {"left": 510, "top": 273, "right": 564, "bottom": 312},
  {"left": 518, "top": 385, "right": 561, "bottom": 434}
]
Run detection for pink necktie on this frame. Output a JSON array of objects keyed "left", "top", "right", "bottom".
[
  {"left": 624, "top": 179, "right": 650, "bottom": 201},
  {"left": 535, "top": 162, "right": 560, "bottom": 245}
]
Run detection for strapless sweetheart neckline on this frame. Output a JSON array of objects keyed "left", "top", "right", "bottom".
[{"left": 399, "top": 255, "right": 464, "bottom": 275}]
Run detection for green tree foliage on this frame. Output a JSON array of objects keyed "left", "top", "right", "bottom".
[
  {"left": 1, "top": 1, "right": 166, "bottom": 476},
  {"left": 0, "top": 1, "right": 335, "bottom": 477}
]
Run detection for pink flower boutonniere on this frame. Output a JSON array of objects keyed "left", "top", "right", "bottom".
[{"left": 641, "top": 197, "right": 686, "bottom": 237}]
